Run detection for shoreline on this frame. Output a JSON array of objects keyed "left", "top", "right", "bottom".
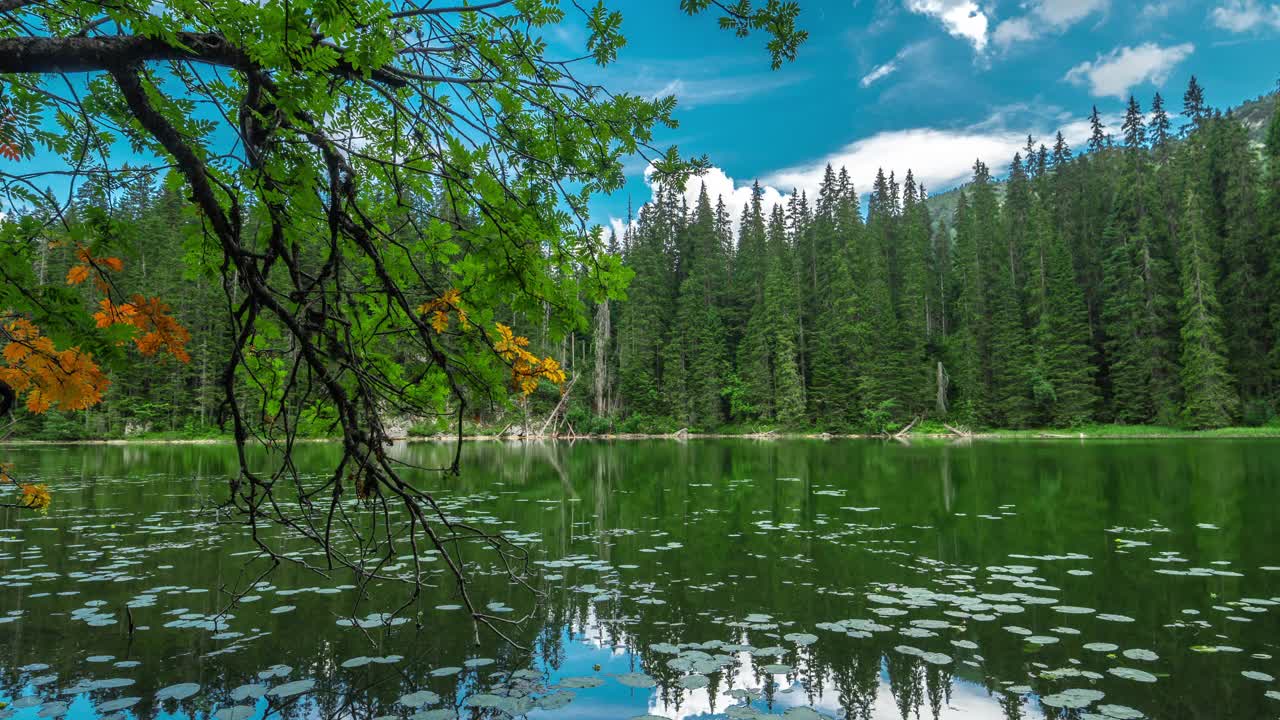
[{"left": 3, "top": 428, "right": 1280, "bottom": 447}]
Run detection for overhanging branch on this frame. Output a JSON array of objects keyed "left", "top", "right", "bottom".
[{"left": 0, "top": 33, "right": 408, "bottom": 88}]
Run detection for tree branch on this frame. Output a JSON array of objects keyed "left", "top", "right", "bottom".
[{"left": 0, "top": 33, "right": 408, "bottom": 88}]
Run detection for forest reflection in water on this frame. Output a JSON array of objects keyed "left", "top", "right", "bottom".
[{"left": 2, "top": 438, "right": 1279, "bottom": 720}]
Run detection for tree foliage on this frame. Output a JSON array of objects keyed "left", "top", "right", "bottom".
[{"left": 0, "top": 0, "right": 806, "bottom": 629}]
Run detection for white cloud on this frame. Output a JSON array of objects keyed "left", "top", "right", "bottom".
[
  {"left": 1036, "top": 0, "right": 1110, "bottom": 25},
  {"left": 905, "top": 0, "right": 989, "bottom": 51},
  {"left": 763, "top": 115, "right": 1096, "bottom": 204},
  {"left": 993, "top": 0, "right": 1109, "bottom": 49},
  {"left": 608, "top": 110, "right": 1102, "bottom": 240},
  {"left": 1140, "top": 1, "right": 1175, "bottom": 21},
  {"left": 1064, "top": 42, "right": 1195, "bottom": 99},
  {"left": 608, "top": 217, "right": 634, "bottom": 242},
  {"left": 860, "top": 41, "right": 932, "bottom": 89},
  {"left": 861, "top": 61, "right": 899, "bottom": 87},
  {"left": 644, "top": 74, "right": 802, "bottom": 108},
  {"left": 992, "top": 17, "right": 1036, "bottom": 47},
  {"left": 1209, "top": 0, "right": 1280, "bottom": 31}
]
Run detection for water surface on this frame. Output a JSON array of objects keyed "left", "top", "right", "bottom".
[{"left": 2, "top": 439, "right": 1279, "bottom": 720}]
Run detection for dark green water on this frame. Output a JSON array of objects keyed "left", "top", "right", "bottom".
[{"left": 2, "top": 439, "right": 1280, "bottom": 720}]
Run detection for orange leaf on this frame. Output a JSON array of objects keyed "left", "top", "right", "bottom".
[
  {"left": 0, "top": 320, "right": 109, "bottom": 413},
  {"left": 66, "top": 265, "right": 90, "bottom": 285}
]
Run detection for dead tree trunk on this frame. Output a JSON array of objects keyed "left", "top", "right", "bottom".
[
  {"left": 935, "top": 361, "right": 950, "bottom": 415},
  {"left": 539, "top": 375, "right": 578, "bottom": 437},
  {"left": 593, "top": 300, "right": 610, "bottom": 415}
]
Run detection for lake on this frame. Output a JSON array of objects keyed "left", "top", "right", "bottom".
[{"left": 2, "top": 439, "right": 1280, "bottom": 720}]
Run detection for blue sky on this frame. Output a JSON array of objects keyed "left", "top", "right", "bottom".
[{"left": 580, "top": 0, "right": 1280, "bottom": 234}]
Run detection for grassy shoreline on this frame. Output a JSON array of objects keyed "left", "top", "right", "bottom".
[{"left": 2, "top": 423, "right": 1279, "bottom": 446}]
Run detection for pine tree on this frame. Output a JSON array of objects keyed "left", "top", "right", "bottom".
[
  {"left": 1101, "top": 187, "right": 1179, "bottom": 424},
  {"left": 1177, "top": 190, "right": 1238, "bottom": 428},
  {"left": 617, "top": 198, "right": 676, "bottom": 417},
  {"left": 948, "top": 176, "right": 994, "bottom": 423},
  {"left": 730, "top": 184, "right": 773, "bottom": 420},
  {"left": 1088, "top": 106, "right": 1107, "bottom": 154},
  {"left": 1150, "top": 92, "right": 1171, "bottom": 151},
  {"left": 1028, "top": 203, "right": 1098, "bottom": 425},
  {"left": 669, "top": 185, "right": 729, "bottom": 427},
  {"left": 809, "top": 167, "right": 867, "bottom": 425},
  {"left": 1267, "top": 97, "right": 1280, "bottom": 402},
  {"left": 1213, "top": 116, "right": 1271, "bottom": 409},
  {"left": 854, "top": 169, "right": 909, "bottom": 420},
  {"left": 1122, "top": 96, "right": 1146, "bottom": 150},
  {"left": 1052, "top": 132, "right": 1073, "bottom": 169},
  {"left": 897, "top": 171, "right": 934, "bottom": 415},
  {"left": 809, "top": 246, "right": 862, "bottom": 425},
  {"left": 1182, "top": 75, "right": 1207, "bottom": 133},
  {"left": 765, "top": 205, "right": 806, "bottom": 424}
]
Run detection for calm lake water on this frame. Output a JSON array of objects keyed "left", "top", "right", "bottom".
[{"left": 2, "top": 439, "right": 1280, "bottom": 720}]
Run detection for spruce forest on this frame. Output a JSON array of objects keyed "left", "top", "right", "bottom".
[{"left": 10, "top": 79, "right": 1280, "bottom": 439}]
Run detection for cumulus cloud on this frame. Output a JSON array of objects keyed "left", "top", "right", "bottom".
[
  {"left": 1209, "top": 0, "right": 1280, "bottom": 31},
  {"left": 861, "top": 61, "right": 899, "bottom": 88},
  {"left": 1064, "top": 42, "right": 1195, "bottom": 99},
  {"left": 904, "top": 0, "right": 989, "bottom": 51},
  {"left": 993, "top": 0, "right": 1109, "bottom": 49},
  {"left": 763, "top": 115, "right": 1096, "bottom": 204},
  {"left": 608, "top": 111, "right": 1102, "bottom": 240},
  {"left": 992, "top": 17, "right": 1037, "bottom": 47}
]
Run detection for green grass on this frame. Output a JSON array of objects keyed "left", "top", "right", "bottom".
[{"left": 931, "top": 423, "right": 1280, "bottom": 438}]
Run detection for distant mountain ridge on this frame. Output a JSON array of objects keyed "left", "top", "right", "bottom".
[{"left": 923, "top": 91, "right": 1279, "bottom": 229}]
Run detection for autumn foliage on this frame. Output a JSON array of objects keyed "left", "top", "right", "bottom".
[
  {"left": 416, "top": 288, "right": 469, "bottom": 334},
  {"left": 94, "top": 296, "right": 192, "bottom": 362},
  {"left": 493, "top": 322, "right": 567, "bottom": 396},
  {"left": 416, "top": 290, "right": 566, "bottom": 397},
  {"left": 1, "top": 246, "right": 191, "bottom": 512},
  {"left": 0, "top": 319, "right": 111, "bottom": 413}
]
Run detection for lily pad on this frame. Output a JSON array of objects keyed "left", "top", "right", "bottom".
[
  {"left": 1122, "top": 649, "right": 1158, "bottom": 662},
  {"left": 1108, "top": 667, "right": 1158, "bottom": 683},
  {"left": 1097, "top": 705, "right": 1145, "bottom": 719},
  {"left": 679, "top": 675, "right": 710, "bottom": 690},
  {"left": 267, "top": 679, "right": 315, "bottom": 698},
  {"left": 156, "top": 683, "right": 201, "bottom": 701},
  {"left": 213, "top": 706, "right": 255, "bottom": 720},
  {"left": 231, "top": 684, "right": 267, "bottom": 701},
  {"left": 1042, "top": 689, "right": 1104, "bottom": 709},
  {"left": 616, "top": 672, "right": 657, "bottom": 689},
  {"left": 399, "top": 691, "right": 441, "bottom": 708},
  {"left": 536, "top": 692, "right": 575, "bottom": 711},
  {"left": 97, "top": 698, "right": 141, "bottom": 713}
]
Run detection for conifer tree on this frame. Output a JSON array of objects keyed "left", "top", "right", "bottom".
[
  {"left": 948, "top": 181, "right": 992, "bottom": 423},
  {"left": 1150, "top": 92, "right": 1172, "bottom": 152},
  {"left": 765, "top": 205, "right": 807, "bottom": 425},
  {"left": 1213, "top": 117, "right": 1271, "bottom": 408},
  {"left": 1029, "top": 204, "right": 1098, "bottom": 425},
  {"left": 898, "top": 171, "right": 935, "bottom": 414},
  {"left": 1177, "top": 190, "right": 1238, "bottom": 428},
  {"left": 669, "top": 186, "right": 730, "bottom": 427},
  {"left": 1088, "top": 106, "right": 1107, "bottom": 154},
  {"left": 1267, "top": 98, "right": 1280, "bottom": 400},
  {"left": 1183, "top": 76, "right": 1207, "bottom": 133}
]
